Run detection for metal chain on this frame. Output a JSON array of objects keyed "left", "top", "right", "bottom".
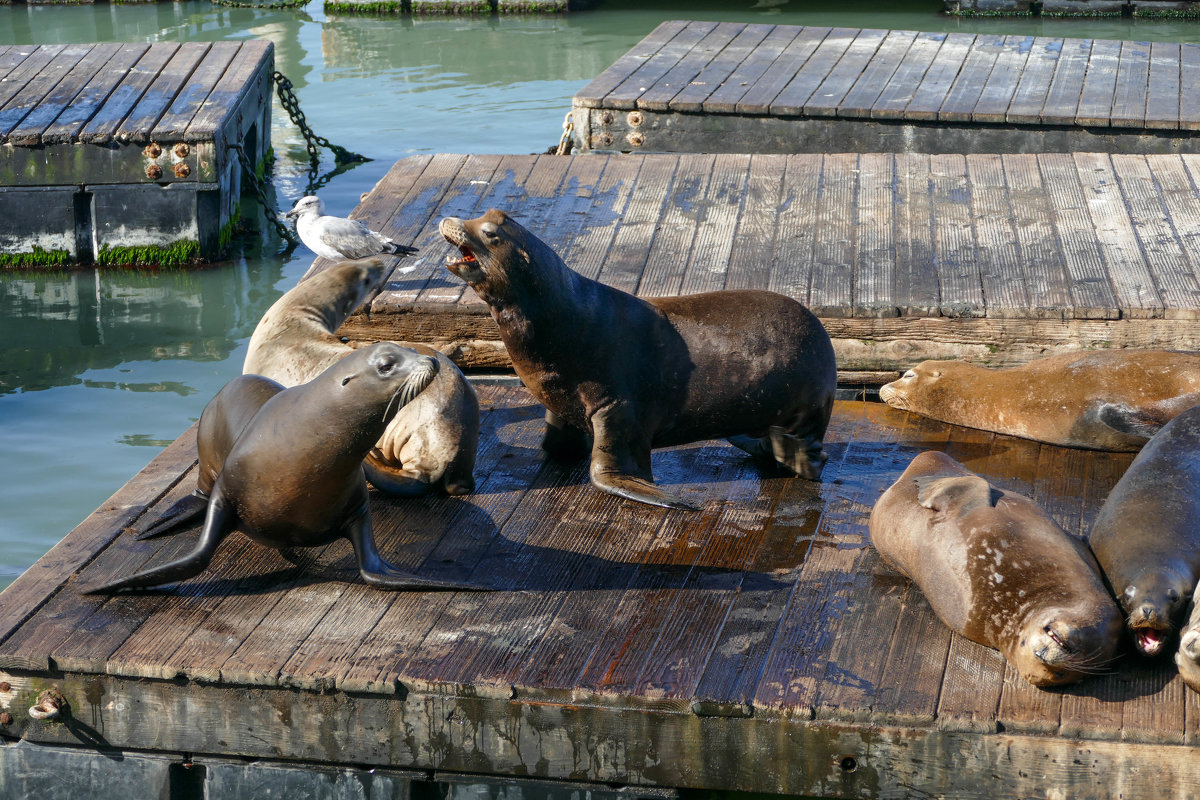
[
  {"left": 273, "top": 71, "right": 370, "bottom": 168},
  {"left": 555, "top": 111, "right": 574, "bottom": 155},
  {"left": 209, "top": 0, "right": 308, "bottom": 8},
  {"left": 229, "top": 143, "right": 299, "bottom": 247}
]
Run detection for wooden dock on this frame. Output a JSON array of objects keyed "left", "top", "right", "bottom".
[
  {"left": 321, "top": 151, "right": 1200, "bottom": 378},
  {"left": 0, "top": 41, "right": 273, "bottom": 267},
  {"left": 3, "top": 384, "right": 1198, "bottom": 799},
  {"left": 572, "top": 22, "right": 1200, "bottom": 156}
]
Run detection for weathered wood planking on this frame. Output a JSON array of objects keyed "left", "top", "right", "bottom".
[
  {"left": 325, "top": 152, "right": 1200, "bottom": 375},
  {"left": 0, "top": 386, "right": 1195, "bottom": 800},
  {"left": 573, "top": 22, "right": 1200, "bottom": 155}
]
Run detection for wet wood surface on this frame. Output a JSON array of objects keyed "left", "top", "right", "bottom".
[
  {"left": 326, "top": 151, "right": 1200, "bottom": 374},
  {"left": 0, "top": 386, "right": 1194, "bottom": 798}
]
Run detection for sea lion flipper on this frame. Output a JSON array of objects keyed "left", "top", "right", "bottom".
[
  {"left": 136, "top": 492, "right": 209, "bottom": 540},
  {"left": 345, "top": 505, "right": 488, "bottom": 591},
  {"left": 590, "top": 469, "right": 698, "bottom": 511},
  {"left": 1097, "top": 402, "right": 1165, "bottom": 439},
  {"left": 362, "top": 457, "right": 432, "bottom": 498},
  {"left": 588, "top": 407, "right": 698, "bottom": 511},
  {"left": 914, "top": 475, "right": 998, "bottom": 514}
]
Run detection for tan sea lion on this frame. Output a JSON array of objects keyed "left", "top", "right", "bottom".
[
  {"left": 243, "top": 258, "right": 479, "bottom": 496},
  {"left": 870, "top": 450, "right": 1122, "bottom": 687},
  {"left": 1175, "top": 587, "right": 1200, "bottom": 691},
  {"left": 87, "top": 343, "right": 480, "bottom": 593},
  {"left": 879, "top": 350, "right": 1200, "bottom": 451},
  {"left": 439, "top": 209, "right": 837, "bottom": 510},
  {"left": 1087, "top": 405, "right": 1200, "bottom": 657}
]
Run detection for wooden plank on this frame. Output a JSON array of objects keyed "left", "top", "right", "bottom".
[
  {"left": 116, "top": 42, "right": 211, "bottom": 143},
  {"left": 801, "top": 28, "right": 888, "bottom": 117},
  {"left": 837, "top": 29, "right": 918, "bottom": 119},
  {"left": 0, "top": 45, "right": 64, "bottom": 120},
  {"left": 1109, "top": 39, "right": 1151, "bottom": 130},
  {"left": 185, "top": 39, "right": 272, "bottom": 140},
  {"left": 874, "top": 31, "right": 950, "bottom": 120},
  {"left": 734, "top": 26, "right": 829, "bottom": 115},
  {"left": 678, "top": 152, "right": 751, "bottom": 296},
  {"left": 0, "top": 45, "right": 36, "bottom": 81},
  {"left": 40, "top": 43, "right": 149, "bottom": 146},
  {"left": 1006, "top": 37, "right": 1062, "bottom": 125},
  {"left": 573, "top": 20, "right": 689, "bottom": 108},
  {"left": 852, "top": 153, "right": 896, "bottom": 317},
  {"left": 558, "top": 154, "right": 644, "bottom": 282},
  {"left": 769, "top": 27, "right": 859, "bottom": 117},
  {"left": 1073, "top": 152, "right": 1163, "bottom": 318},
  {"left": 606, "top": 20, "right": 719, "bottom": 111},
  {"left": 720, "top": 153, "right": 787, "bottom": 293},
  {"left": 966, "top": 154, "right": 1029, "bottom": 316},
  {"left": 701, "top": 24, "right": 793, "bottom": 114},
  {"left": 639, "top": 22, "right": 746, "bottom": 112},
  {"left": 1040, "top": 38, "right": 1092, "bottom": 125},
  {"left": 903, "top": 32, "right": 974, "bottom": 121},
  {"left": 929, "top": 153, "right": 983, "bottom": 317},
  {"left": 1181, "top": 44, "right": 1200, "bottom": 131},
  {"left": 595, "top": 155, "right": 678, "bottom": 296},
  {"left": 80, "top": 43, "right": 179, "bottom": 144},
  {"left": 807, "top": 153, "right": 855, "bottom": 316},
  {"left": 6, "top": 43, "right": 119, "bottom": 145},
  {"left": 892, "top": 153, "right": 939, "bottom": 316},
  {"left": 1157, "top": 155, "right": 1200, "bottom": 300},
  {"left": 670, "top": 23, "right": 773, "bottom": 113},
  {"left": 1037, "top": 154, "right": 1119, "bottom": 319},
  {"left": 1144, "top": 41, "right": 1181, "bottom": 130},
  {"left": 1001, "top": 154, "right": 1073, "bottom": 317},
  {"left": 938, "top": 33, "right": 1003, "bottom": 123},
  {"left": 971, "top": 34, "right": 1032, "bottom": 125},
  {"left": 635, "top": 154, "right": 716, "bottom": 297},
  {"left": 765, "top": 154, "right": 821, "bottom": 303},
  {"left": 1111, "top": 154, "right": 1200, "bottom": 318},
  {"left": 1075, "top": 37, "right": 1121, "bottom": 128},
  {"left": 151, "top": 41, "right": 241, "bottom": 141},
  {"left": 0, "top": 44, "right": 92, "bottom": 141}
]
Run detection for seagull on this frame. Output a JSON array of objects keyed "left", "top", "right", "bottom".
[{"left": 286, "top": 195, "right": 419, "bottom": 261}]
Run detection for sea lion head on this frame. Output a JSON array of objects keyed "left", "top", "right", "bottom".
[
  {"left": 321, "top": 342, "right": 439, "bottom": 438},
  {"left": 301, "top": 258, "right": 387, "bottom": 330},
  {"left": 1119, "top": 568, "right": 1190, "bottom": 657},
  {"left": 1011, "top": 605, "right": 1123, "bottom": 687},
  {"left": 440, "top": 209, "right": 561, "bottom": 304},
  {"left": 879, "top": 362, "right": 951, "bottom": 411}
]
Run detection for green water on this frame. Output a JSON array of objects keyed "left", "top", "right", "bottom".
[{"left": 2, "top": 0, "right": 1200, "bottom": 590}]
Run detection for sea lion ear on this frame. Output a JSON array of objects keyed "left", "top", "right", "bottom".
[
  {"left": 914, "top": 475, "right": 997, "bottom": 513},
  {"left": 1097, "top": 402, "right": 1166, "bottom": 439}
]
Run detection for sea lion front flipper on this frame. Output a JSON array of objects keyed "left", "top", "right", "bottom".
[
  {"left": 136, "top": 492, "right": 209, "bottom": 540},
  {"left": 362, "top": 455, "right": 432, "bottom": 498},
  {"left": 542, "top": 410, "right": 590, "bottom": 461},
  {"left": 588, "top": 406, "right": 697, "bottom": 511},
  {"left": 1097, "top": 402, "right": 1166, "bottom": 440},
  {"left": 914, "top": 474, "right": 999, "bottom": 514},
  {"left": 83, "top": 491, "right": 237, "bottom": 593},
  {"left": 344, "top": 501, "right": 487, "bottom": 591}
]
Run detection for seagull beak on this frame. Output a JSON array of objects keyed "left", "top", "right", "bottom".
[{"left": 285, "top": 209, "right": 300, "bottom": 219}]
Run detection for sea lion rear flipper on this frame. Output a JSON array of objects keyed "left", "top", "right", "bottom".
[
  {"left": 727, "top": 428, "right": 827, "bottom": 481},
  {"left": 1097, "top": 403, "right": 1165, "bottom": 440},
  {"left": 83, "top": 492, "right": 236, "bottom": 593},
  {"left": 914, "top": 474, "right": 999, "bottom": 514},
  {"left": 136, "top": 492, "right": 209, "bottom": 540},
  {"left": 345, "top": 505, "right": 488, "bottom": 591}
]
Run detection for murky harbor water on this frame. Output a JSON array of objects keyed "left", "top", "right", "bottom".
[{"left": 3, "top": 0, "right": 1200, "bottom": 589}]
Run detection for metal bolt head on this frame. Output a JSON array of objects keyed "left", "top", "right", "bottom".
[
  {"left": 596, "top": 133, "right": 613, "bottom": 147},
  {"left": 627, "top": 110, "right": 644, "bottom": 127},
  {"left": 173, "top": 143, "right": 190, "bottom": 159},
  {"left": 0, "top": 713, "right": 11, "bottom": 726},
  {"left": 146, "top": 164, "right": 163, "bottom": 180},
  {"left": 174, "top": 163, "right": 191, "bottom": 179},
  {"left": 599, "top": 111, "right": 614, "bottom": 125},
  {"left": 0, "top": 681, "right": 10, "bottom": 693},
  {"left": 144, "top": 143, "right": 162, "bottom": 159},
  {"left": 628, "top": 132, "right": 645, "bottom": 148}
]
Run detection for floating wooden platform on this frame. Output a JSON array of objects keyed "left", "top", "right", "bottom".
[
  {"left": 947, "top": 0, "right": 1200, "bottom": 15},
  {"left": 0, "top": 41, "right": 273, "bottom": 266},
  {"left": 2, "top": 384, "right": 1197, "bottom": 799},
  {"left": 572, "top": 22, "right": 1200, "bottom": 155},
  {"left": 325, "top": 151, "right": 1200, "bottom": 377}
]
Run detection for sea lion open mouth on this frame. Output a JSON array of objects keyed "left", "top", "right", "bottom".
[{"left": 1134, "top": 625, "right": 1168, "bottom": 656}]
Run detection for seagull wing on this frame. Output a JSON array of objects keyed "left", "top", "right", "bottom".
[{"left": 316, "top": 216, "right": 389, "bottom": 260}]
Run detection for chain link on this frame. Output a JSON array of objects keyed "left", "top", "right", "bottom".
[
  {"left": 555, "top": 111, "right": 574, "bottom": 155},
  {"left": 209, "top": 0, "right": 308, "bottom": 8},
  {"left": 273, "top": 71, "right": 370, "bottom": 169},
  {"left": 229, "top": 143, "right": 299, "bottom": 247}
]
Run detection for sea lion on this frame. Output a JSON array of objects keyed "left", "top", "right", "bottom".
[
  {"left": 1087, "top": 405, "right": 1200, "bottom": 657},
  {"left": 86, "top": 343, "right": 479, "bottom": 593},
  {"left": 243, "top": 258, "right": 479, "bottom": 497},
  {"left": 1175, "top": 587, "right": 1200, "bottom": 691},
  {"left": 869, "top": 450, "right": 1122, "bottom": 687},
  {"left": 879, "top": 350, "right": 1200, "bottom": 451},
  {"left": 440, "top": 208, "right": 837, "bottom": 510}
]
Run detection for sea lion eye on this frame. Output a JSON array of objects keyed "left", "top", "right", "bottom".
[
  {"left": 902, "top": 370, "right": 916, "bottom": 379},
  {"left": 1168, "top": 589, "right": 1181, "bottom": 602},
  {"left": 341, "top": 376, "right": 352, "bottom": 386},
  {"left": 481, "top": 222, "right": 500, "bottom": 240},
  {"left": 1125, "top": 585, "right": 1136, "bottom": 599}
]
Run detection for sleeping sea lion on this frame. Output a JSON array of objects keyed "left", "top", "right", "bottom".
[
  {"left": 870, "top": 451, "right": 1122, "bottom": 687},
  {"left": 243, "top": 257, "right": 479, "bottom": 497},
  {"left": 439, "top": 209, "right": 837, "bottom": 510},
  {"left": 879, "top": 350, "right": 1200, "bottom": 451},
  {"left": 86, "top": 343, "right": 480, "bottom": 593},
  {"left": 1088, "top": 404, "right": 1200, "bottom": 657}
]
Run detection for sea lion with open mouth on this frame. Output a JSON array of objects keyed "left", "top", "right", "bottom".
[
  {"left": 440, "top": 209, "right": 837, "bottom": 510},
  {"left": 1088, "top": 405, "right": 1200, "bottom": 657},
  {"left": 870, "top": 451, "right": 1122, "bottom": 687},
  {"left": 86, "top": 343, "right": 481, "bottom": 593}
]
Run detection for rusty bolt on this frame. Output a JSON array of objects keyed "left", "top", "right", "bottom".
[
  {"left": 146, "top": 164, "right": 163, "bottom": 180},
  {"left": 627, "top": 110, "right": 644, "bottom": 127},
  {"left": 595, "top": 133, "right": 613, "bottom": 147},
  {"left": 0, "top": 682, "right": 10, "bottom": 693},
  {"left": 0, "top": 713, "right": 11, "bottom": 726},
  {"left": 628, "top": 132, "right": 645, "bottom": 148},
  {"left": 174, "top": 163, "right": 191, "bottom": 179},
  {"left": 29, "top": 689, "right": 66, "bottom": 721},
  {"left": 144, "top": 143, "right": 162, "bottom": 159},
  {"left": 173, "top": 142, "right": 190, "bottom": 159},
  {"left": 599, "top": 111, "right": 614, "bottom": 125}
]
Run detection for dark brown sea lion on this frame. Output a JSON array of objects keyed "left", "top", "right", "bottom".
[
  {"left": 86, "top": 343, "right": 479, "bottom": 593},
  {"left": 1087, "top": 405, "right": 1200, "bottom": 657},
  {"left": 879, "top": 350, "right": 1200, "bottom": 451},
  {"left": 243, "top": 257, "right": 479, "bottom": 496},
  {"left": 870, "top": 451, "right": 1122, "bottom": 687},
  {"left": 439, "top": 208, "right": 837, "bottom": 510}
]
